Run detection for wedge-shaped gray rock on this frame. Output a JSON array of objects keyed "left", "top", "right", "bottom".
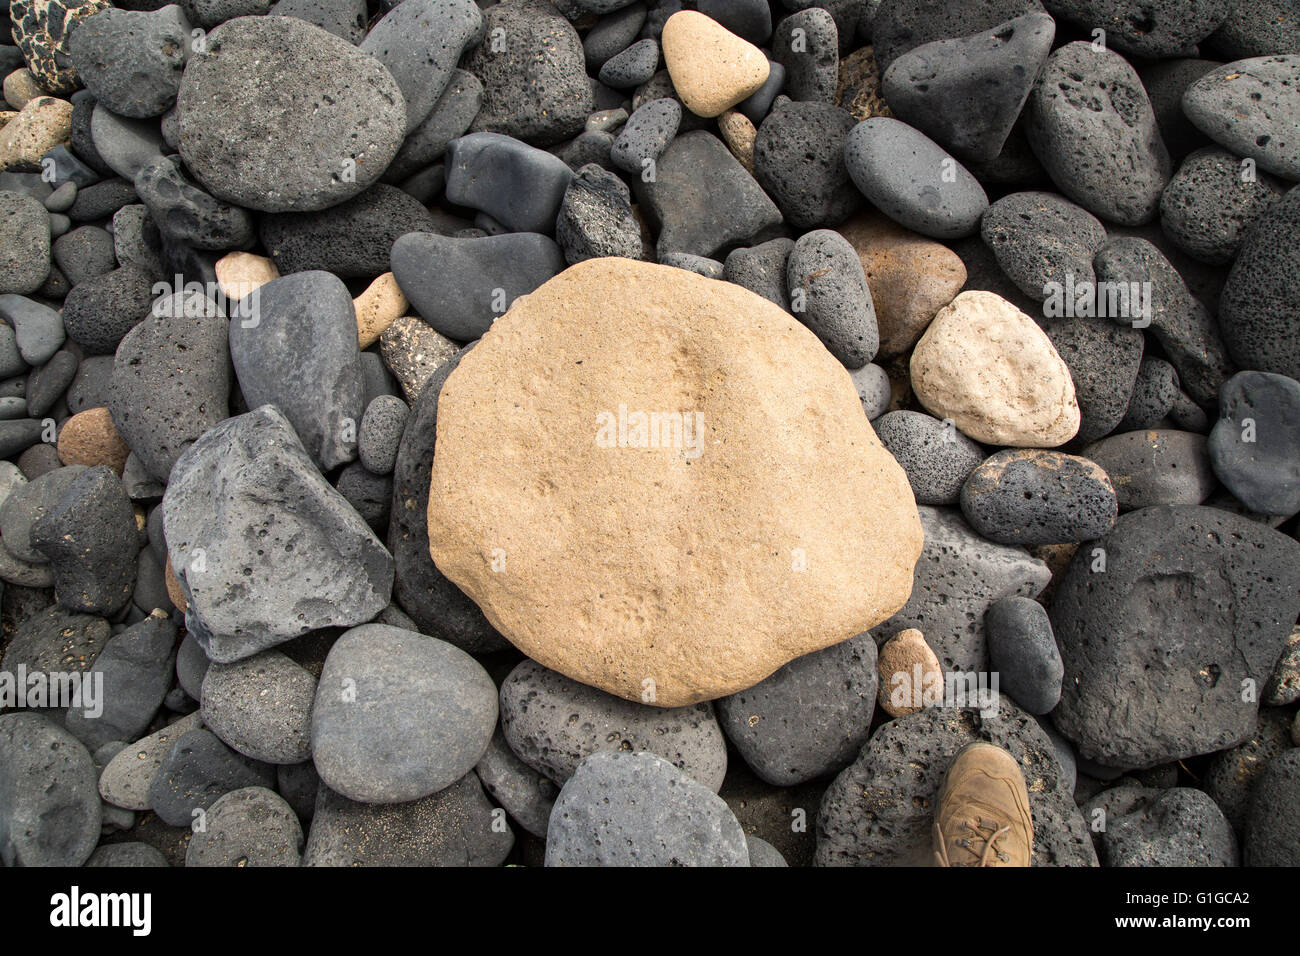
[
  {"left": 546, "top": 751, "right": 749, "bottom": 867},
  {"left": 633, "top": 130, "right": 783, "bottom": 258},
  {"left": 1025, "top": 42, "right": 1171, "bottom": 225},
  {"left": 500, "top": 659, "right": 727, "bottom": 792},
  {"left": 444, "top": 132, "right": 574, "bottom": 235},
  {"left": 1051, "top": 506, "right": 1300, "bottom": 769},
  {"left": 65, "top": 611, "right": 177, "bottom": 751},
  {"left": 311, "top": 624, "right": 497, "bottom": 804},
  {"left": 390, "top": 231, "right": 565, "bottom": 342},
  {"left": 228, "top": 271, "right": 363, "bottom": 471},
  {"left": 870, "top": 506, "right": 1051, "bottom": 673},
  {"left": 162, "top": 404, "right": 393, "bottom": 663},
  {"left": 816, "top": 699, "right": 1097, "bottom": 867},
  {"left": 109, "top": 290, "right": 230, "bottom": 483},
  {"left": 359, "top": 0, "right": 484, "bottom": 133},
  {"left": 883, "top": 12, "right": 1055, "bottom": 163}
]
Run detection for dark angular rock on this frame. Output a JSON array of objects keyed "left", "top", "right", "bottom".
[
  {"left": 1041, "top": 315, "right": 1144, "bottom": 444},
  {"left": 161, "top": 405, "right": 394, "bottom": 663},
  {"left": 1051, "top": 505, "right": 1300, "bottom": 768},
  {"left": 65, "top": 611, "right": 177, "bottom": 750},
  {"left": 444, "top": 131, "right": 575, "bottom": 235},
  {"left": 753, "top": 100, "right": 859, "bottom": 229},
  {"left": 133, "top": 156, "right": 255, "bottom": 251},
  {"left": 554, "top": 163, "right": 643, "bottom": 265},
  {"left": 609, "top": 96, "right": 680, "bottom": 173},
  {"left": 771, "top": 8, "right": 838, "bottom": 102},
  {"left": 147, "top": 727, "right": 275, "bottom": 827},
  {"left": 723, "top": 237, "right": 792, "bottom": 309}
]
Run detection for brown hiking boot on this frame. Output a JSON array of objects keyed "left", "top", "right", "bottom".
[{"left": 932, "top": 742, "right": 1034, "bottom": 867}]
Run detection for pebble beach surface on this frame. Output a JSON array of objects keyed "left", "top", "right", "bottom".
[{"left": 0, "top": 0, "right": 1298, "bottom": 869}]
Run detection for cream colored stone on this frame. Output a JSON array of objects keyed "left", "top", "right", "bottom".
[
  {"left": 164, "top": 555, "right": 187, "bottom": 613},
  {"left": 427, "top": 257, "right": 923, "bottom": 706},
  {"left": 661, "top": 11, "right": 769, "bottom": 118},
  {"left": 717, "top": 110, "right": 756, "bottom": 175},
  {"left": 214, "top": 251, "right": 279, "bottom": 302},
  {"left": 910, "top": 290, "right": 1080, "bottom": 447},
  {"left": 837, "top": 210, "right": 966, "bottom": 359},
  {"left": 3, "top": 68, "right": 42, "bottom": 110},
  {"left": 0, "top": 95, "right": 71, "bottom": 171},
  {"left": 355, "top": 272, "right": 407, "bottom": 349},
  {"left": 877, "top": 628, "right": 943, "bottom": 717}
]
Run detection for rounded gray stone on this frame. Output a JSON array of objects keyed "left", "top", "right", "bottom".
[
  {"left": 201, "top": 650, "right": 316, "bottom": 764},
  {"left": 311, "top": 623, "right": 498, "bottom": 804},
  {"left": 986, "top": 595, "right": 1063, "bottom": 715},
  {"left": 184, "top": 785, "right": 304, "bottom": 867},
  {"left": 874, "top": 410, "right": 985, "bottom": 506}
]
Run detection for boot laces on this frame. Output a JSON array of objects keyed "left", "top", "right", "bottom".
[{"left": 955, "top": 816, "right": 1012, "bottom": 866}]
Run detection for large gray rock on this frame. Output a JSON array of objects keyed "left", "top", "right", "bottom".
[
  {"left": 67, "top": 7, "right": 189, "bottom": 118},
  {"left": 1051, "top": 506, "right": 1300, "bottom": 769},
  {"left": 0, "top": 713, "right": 102, "bottom": 866},
  {"left": 869, "top": 506, "right": 1051, "bottom": 673},
  {"left": 1025, "top": 42, "right": 1171, "bottom": 225},
  {"left": 717, "top": 633, "right": 877, "bottom": 786},
  {"left": 162, "top": 405, "right": 394, "bottom": 663},
  {"left": 816, "top": 698, "right": 1097, "bottom": 866},
  {"left": 545, "top": 751, "right": 750, "bottom": 866},
  {"left": 1083, "top": 783, "right": 1239, "bottom": 866},
  {"left": 228, "top": 271, "right": 364, "bottom": 471},
  {"left": 175, "top": 16, "right": 407, "bottom": 212},
  {"left": 311, "top": 624, "right": 498, "bottom": 803},
  {"left": 500, "top": 659, "right": 727, "bottom": 791}
]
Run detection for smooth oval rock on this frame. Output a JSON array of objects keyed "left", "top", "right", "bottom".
[
  {"left": 844, "top": 117, "right": 988, "bottom": 239},
  {"left": 0, "top": 712, "right": 101, "bottom": 866},
  {"left": 786, "top": 228, "right": 878, "bottom": 368},
  {"left": 1207, "top": 371, "right": 1300, "bottom": 515},
  {"left": 311, "top": 624, "right": 498, "bottom": 804},
  {"left": 175, "top": 16, "right": 406, "bottom": 212},
  {"left": 961, "top": 449, "right": 1118, "bottom": 545},
  {"left": 184, "top": 785, "right": 304, "bottom": 867},
  {"left": 201, "top": 650, "right": 316, "bottom": 765},
  {"left": 985, "top": 595, "right": 1063, "bottom": 715}
]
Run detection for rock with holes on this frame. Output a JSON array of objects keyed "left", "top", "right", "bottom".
[
  {"left": 816, "top": 698, "right": 1097, "bottom": 866},
  {"left": 161, "top": 404, "right": 393, "bottom": 664},
  {"left": 1051, "top": 505, "right": 1300, "bottom": 769},
  {"left": 960, "top": 449, "right": 1118, "bottom": 546},
  {"left": 499, "top": 658, "right": 728, "bottom": 791}
]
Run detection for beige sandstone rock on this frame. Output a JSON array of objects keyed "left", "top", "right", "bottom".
[
  {"left": 0, "top": 95, "right": 72, "bottom": 171},
  {"left": 3, "top": 68, "right": 42, "bottom": 110},
  {"left": 717, "top": 110, "right": 757, "bottom": 175},
  {"left": 164, "top": 555, "right": 187, "bottom": 613},
  {"left": 214, "top": 251, "right": 279, "bottom": 302},
  {"left": 57, "top": 407, "right": 130, "bottom": 473},
  {"left": 427, "top": 257, "right": 923, "bottom": 706},
  {"left": 661, "top": 11, "right": 769, "bottom": 118},
  {"left": 910, "top": 290, "right": 1080, "bottom": 447},
  {"left": 836, "top": 46, "right": 892, "bottom": 122},
  {"left": 355, "top": 272, "right": 407, "bottom": 348},
  {"left": 837, "top": 210, "right": 966, "bottom": 359},
  {"left": 877, "top": 628, "right": 943, "bottom": 717}
]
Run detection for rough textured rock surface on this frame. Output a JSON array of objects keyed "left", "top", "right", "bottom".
[
  {"left": 816, "top": 700, "right": 1097, "bottom": 867},
  {"left": 1051, "top": 506, "right": 1300, "bottom": 769},
  {"left": 427, "top": 258, "right": 921, "bottom": 706}
]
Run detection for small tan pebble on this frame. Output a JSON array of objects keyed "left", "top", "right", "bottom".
[
  {"left": 355, "top": 272, "right": 408, "bottom": 349},
  {"left": 717, "top": 110, "right": 756, "bottom": 175},
  {"left": 164, "top": 555, "right": 187, "bottom": 613},
  {"left": 0, "top": 95, "right": 72, "bottom": 171},
  {"left": 379, "top": 314, "right": 459, "bottom": 403},
  {"left": 214, "top": 251, "right": 279, "bottom": 301},
  {"left": 1028, "top": 542, "right": 1079, "bottom": 606},
  {"left": 3, "top": 68, "right": 43, "bottom": 110},
  {"left": 836, "top": 46, "right": 892, "bottom": 122},
  {"left": 877, "top": 628, "right": 943, "bottom": 718},
  {"left": 910, "top": 290, "right": 1081, "bottom": 447},
  {"left": 661, "top": 10, "right": 769, "bottom": 118},
  {"left": 57, "top": 407, "right": 130, "bottom": 473}
]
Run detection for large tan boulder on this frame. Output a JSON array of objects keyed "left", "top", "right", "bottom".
[
  {"left": 427, "top": 258, "right": 923, "bottom": 706},
  {"left": 910, "top": 290, "right": 1081, "bottom": 447}
]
